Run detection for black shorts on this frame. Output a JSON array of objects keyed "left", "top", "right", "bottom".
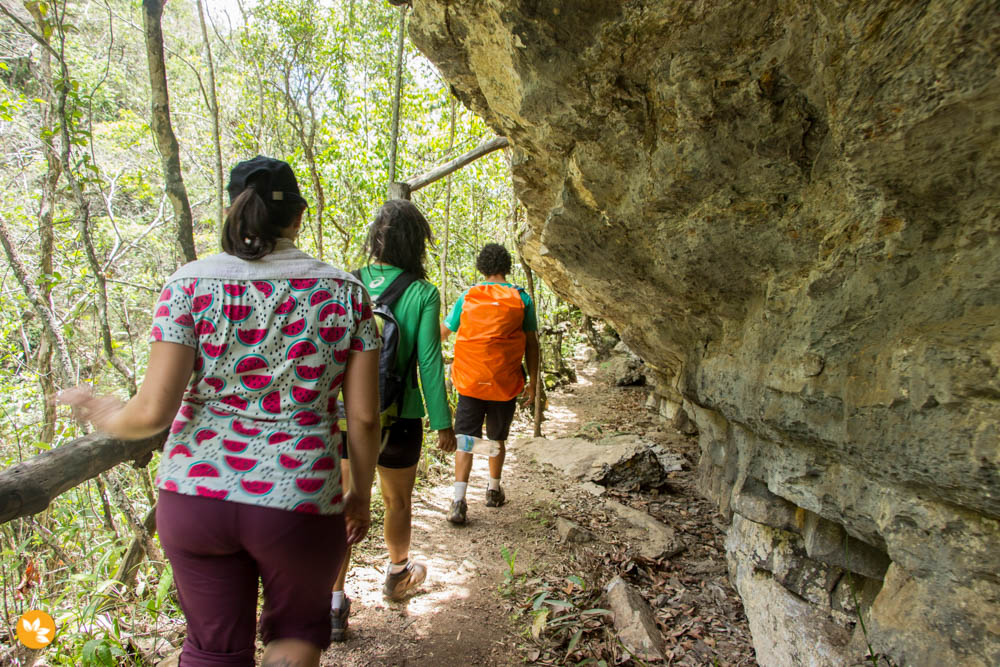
[
  {"left": 454, "top": 394, "right": 517, "bottom": 441},
  {"left": 339, "top": 417, "right": 424, "bottom": 469}
]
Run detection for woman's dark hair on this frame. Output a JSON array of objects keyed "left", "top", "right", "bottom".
[
  {"left": 221, "top": 157, "right": 307, "bottom": 260},
  {"left": 476, "top": 243, "right": 512, "bottom": 277},
  {"left": 364, "top": 199, "right": 433, "bottom": 279}
]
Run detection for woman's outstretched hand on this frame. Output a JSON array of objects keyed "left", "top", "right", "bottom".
[
  {"left": 57, "top": 386, "right": 125, "bottom": 432},
  {"left": 343, "top": 490, "right": 371, "bottom": 545}
]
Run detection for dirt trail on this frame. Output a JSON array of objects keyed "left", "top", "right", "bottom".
[{"left": 322, "top": 360, "right": 755, "bottom": 666}]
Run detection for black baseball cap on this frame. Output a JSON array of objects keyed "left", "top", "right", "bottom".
[{"left": 226, "top": 155, "right": 308, "bottom": 208}]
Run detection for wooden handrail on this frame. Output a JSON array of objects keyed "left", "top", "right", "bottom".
[
  {"left": 407, "top": 136, "right": 508, "bottom": 192},
  {"left": 0, "top": 430, "right": 167, "bottom": 524},
  {"left": 387, "top": 136, "right": 509, "bottom": 200}
]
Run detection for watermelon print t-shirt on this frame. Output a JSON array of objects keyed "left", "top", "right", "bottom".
[{"left": 149, "top": 240, "right": 379, "bottom": 515}]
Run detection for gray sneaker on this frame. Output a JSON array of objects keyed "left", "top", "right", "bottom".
[
  {"left": 447, "top": 499, "right": 467, "bottom": 524},
  {"left": 485, "top": 487, "right": 505, "bottom": 507},
  {"left": 383, "top": 560, "right": 427, "bottom": 601},
  {"left": 330, "top": 596, "right": 350, "bottom": 642}
]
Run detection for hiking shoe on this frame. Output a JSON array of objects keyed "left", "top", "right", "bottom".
[
  {"left": 447, "top": 499, "right": 467, "bottom": 525},
  {"left": 485, "top": 487, "right": 505, "bottom": 507},
  {"left": 330, "top": 596, "right": 350, "bottom": 642},
  {"left": 383, "top": 560, "right": 427, "bottom": 601}
]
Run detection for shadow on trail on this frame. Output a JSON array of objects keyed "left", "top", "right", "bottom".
[
  {"left": 321, "top": 444, "right": 518, "bottom": 666},
  {"left": 321, "top": 362, "right": 599, "bottom": 666}
]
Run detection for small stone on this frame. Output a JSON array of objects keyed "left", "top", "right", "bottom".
[
  {"left": 579, "top": 481, "right": 606, "bottom": 496},
  {"left": 613, "top": 340, "right": 632, "bottom": 354},
  {"left": 590, "top": 438, "right": 675, "bottom": 491},
  {"left": 605, "top": 576, "right": 666, "bottom": 661},
  {"left": 603, "top": 499, "right": 684, "bottom": 559},
  {"left": 556, "top": 517, "right": 594, "bottom": 543},
  {"left": 155, "top": 649, "right": 182, "bottom": 667}
]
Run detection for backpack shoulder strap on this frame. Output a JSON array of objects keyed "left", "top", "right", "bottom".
[
  {"left": 374, "top": 271, "right": 419, "bottom": 307},
  {"left": 369, "top": 271, "right": 421, "bottom": 393},
  {"left": 351, "top": 268, "right": 419, "bottom": 307}
]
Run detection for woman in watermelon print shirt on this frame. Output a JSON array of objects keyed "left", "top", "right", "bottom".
[{"left": 60, "top": 156, "right": 382, "bottom": 667}]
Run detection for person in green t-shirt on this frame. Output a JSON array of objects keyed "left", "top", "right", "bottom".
[{"left": 331, "top": 199, "right": 457, "bottom": 640}]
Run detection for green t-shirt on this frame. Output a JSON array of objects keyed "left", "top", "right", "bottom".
[
  {"left": 359, "top": 264, "right": 452, "bottom": 431},
  {"left": 443, "top": 282, "right": 538, "bottom": 333}
]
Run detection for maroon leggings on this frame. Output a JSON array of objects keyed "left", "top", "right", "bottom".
[{"left": 157, "top": 490, "right": 346, "bottom": 666}]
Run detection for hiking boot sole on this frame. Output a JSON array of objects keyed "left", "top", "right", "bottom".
[{"left": 383, "top": 562, "right": 427, "bottom": 601}]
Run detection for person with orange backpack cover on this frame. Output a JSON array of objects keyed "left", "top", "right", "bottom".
[{"left": 440, "top": 243, "right": 539, "bottom": 524}]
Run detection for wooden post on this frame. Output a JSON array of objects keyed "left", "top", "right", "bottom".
[
  {"left": 521, "top": 258, "right": 544, "bottom": 438},
  {"left": 388, "top": 181, "right": 411, "bottom": 200}
]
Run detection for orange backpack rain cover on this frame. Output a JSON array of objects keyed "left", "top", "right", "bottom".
[{"left": 452, "top": 284, "right": 526, "bottom": 401}]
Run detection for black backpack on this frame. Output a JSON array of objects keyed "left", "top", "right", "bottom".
[{"left": 337, "top": 270, "right": 419, "bottom": 435}]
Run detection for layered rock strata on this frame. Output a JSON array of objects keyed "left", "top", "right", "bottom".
[{"left": 410, "top": 1, "right": 1000, "bottom": 664}]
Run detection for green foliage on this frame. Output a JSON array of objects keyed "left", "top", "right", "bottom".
[
  {"left": 511, "top": 571, "right": 617, "bottom": 665},
  {"left": 80, "top": 638, "right": 124, "bottom": 667},
  {"left": 500, "top": 544, "right": 519, "bottom": 595}
]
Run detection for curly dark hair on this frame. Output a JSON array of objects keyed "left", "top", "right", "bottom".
[
  {"left": 475, "top": 243, "right": 512, "bottom": 277},
  {"left": 364, "top": 199, "right": 433, "bottom": 279}
]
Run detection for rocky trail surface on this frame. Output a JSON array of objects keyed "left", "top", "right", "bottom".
[{"left": 319, "top": 359, "right": 756, "bottom": 666}]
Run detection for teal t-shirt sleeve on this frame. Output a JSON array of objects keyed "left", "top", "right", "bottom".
[
  {"left": 415, "top": 285, "right": 452, "bottom": 430},
  {"left": 444, "top": 291, "right": 465, "bottom": 332},
  {"left": 519, "top": 290, "right": 538, "bottom": 332}
]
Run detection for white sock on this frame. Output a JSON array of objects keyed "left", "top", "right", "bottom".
[
  {"left": 331, "top": 590, "right": 346, "bottom": 609},
  {"left": 488, "top": 477, "right": 501, "bottom": 491},
  {"left": 454, "top": 482, "right": 468, "bottom": 501},
  {"left": 389, "top": 559, "right": 409, "bottom": 574}
]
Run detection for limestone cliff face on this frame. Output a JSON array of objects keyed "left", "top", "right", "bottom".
[{"left": 411, "top": 1, "right": 999, "bottom": 664}]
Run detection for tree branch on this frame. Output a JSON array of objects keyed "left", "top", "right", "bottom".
[
  {"left": 0, "top": 213, "right": 74, "bottom": 381},
  {"left": 0, "top": 2, "right": 60, "bottom": 59}
]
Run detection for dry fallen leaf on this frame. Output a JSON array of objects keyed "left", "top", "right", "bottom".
[
  {"left": 531, "top": 610, "right": 549, "bottom": 639},
  {"left": 14, "top": 560, "right": 39, "bottom": 601}
]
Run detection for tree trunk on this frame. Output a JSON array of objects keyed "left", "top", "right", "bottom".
[
  {"left": 386, "top": 3, "right": 407, "bottom": 189},
  {"left": 196, "top": 0, "right": 224, "bottom": 234},
  {"left": 278, "top": 60, "right": 346, "bottom": 257},
  {"left": 106, "top": 474, "right": 162, "bottom": 573},
  {"left": 0, "top": 215, "right": 73, "bottom": 382},
  {"left": 301, "top": 139, "right": 325, "bottom": 260},
  {"left": 27, "top": 0, "right": 63, "bottom": 439},
  {"left": 582, "top": 315, "right": 612, "bottom": 359},
  {"left": 110, "top": 506, "right": 158, "bottom": 593},
  {"left": 142, "top": 0, "right": 196, "bottom": 263},
  {"left": 441, "top": 95, "right": 456, "bottom": 312},
  {"left": 94, "top": 475, "right": 117, "bottom": 535},
  {"left": 45, "top": 2, "right": 136, "bottom": 394}
]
